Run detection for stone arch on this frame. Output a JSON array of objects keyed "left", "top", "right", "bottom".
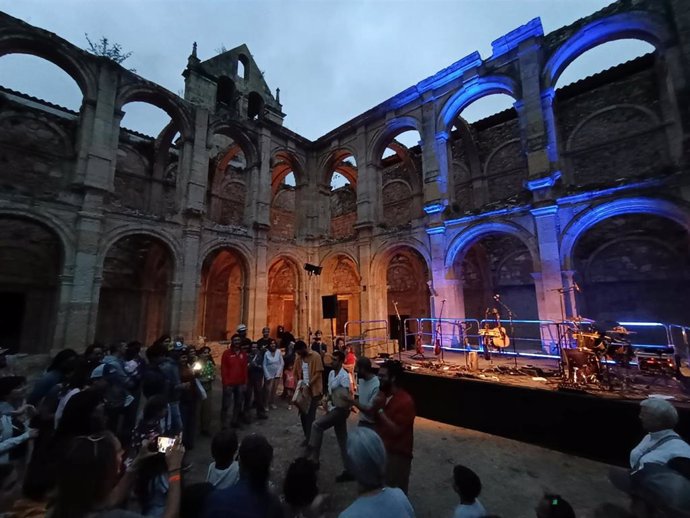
[
  {"left": 367, "top": 115, "right": 423, "bottom": 166},
  {"left": 270, "top": 148, "right": 306, "bottom": 193},
  {"left": 437, "top": 75, "right": 520, "bottom": 134},
  {"left": 320, "top": 148, "right": 359, "bottom": 187},
  {"left": 445, "top": 221, "right": 539, "bottom": 270},
  {"left": 543, "top": 12, "right": 670, "bottom": 89},
  {"left": 0, "top": 208, "right": 75, "bottom": 271},
  {"left": 208, "top": 121, "right": 258, "bottom": 167},
  {"left": 0, "top": 27, "right": 97, "bottom": 101},
  {"left": 382, "top": 179, "right": 414, "bottom": 227},
  {"left": 560, "top": 197, "right": 690, "bottom": 270},
  {"left": 197, "top": 246, "right": 250, "bottom": 341},
  {"left": 456, "top": 231, "right": 540, "bottom": 325},
  {"left": 566, "top": 104, "right": 660, "bottom": 151},
  {"left": 96, "top": 233, "right": 176, "bottom": 346},
  {"left": 0, "top": 110, "right": 77, "bottom": 194},
  {"left": 571, "top": 213, "right": 690, "bottom": 324},
  {"left": 97, "top": 226, "right": 182, "bottom": 280},
  {"left": 116, "top": 83, "right": 193, "bottom": 141},
  {"left": 267, "top": 256, "right": 302, "bottom": 336},
  {"left": 483, "top": 138, "right": 528, "bottom": 202},
  {"left": 0, "top": 214, "right": 65, "bottom": 352}
]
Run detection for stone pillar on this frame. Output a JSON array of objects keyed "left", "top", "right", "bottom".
[
  {"left": 355, "top": 128, "right": 378, "bottom": 227},
  {"left": 516, "top": 39, "right": 562, "bottom": 198},
  {"left": 249, "top": 234, "right": 269, "bottom": 340},
  {"left": 62, "top": 63, "right": 122, "bottom": 349},
  {"left": 175, "top": 226, "right": 201, "bottom": 340},
  {"left": 420, "top": 98, "right": 449, "bottom": 214},
  {"left": 356, "top": 228, "right": 374, "bottom": 328},
  {"left": 531, "top": 206, "right": 565, "bottom": 349},
  {"left": 63, "top": 207, "right": 105, "bottom": 348},
  {"left": 52, "top": 273, "right": 74, "bottom": 351}
]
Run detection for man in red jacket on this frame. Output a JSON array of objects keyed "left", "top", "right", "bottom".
[
  {"left": 376, "top": 359, "right": 416, "bottom": 494},
  {"left": 221, "top": 336, "right": 248, "bottom": 429}
]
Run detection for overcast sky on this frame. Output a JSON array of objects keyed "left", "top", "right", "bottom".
[{"left": 0, "top": 0, "right": 652, "bottom": 142}]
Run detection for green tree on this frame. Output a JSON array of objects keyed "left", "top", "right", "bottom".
[{"left": 85, "top": 33, "right": 135, "bottom": 72}]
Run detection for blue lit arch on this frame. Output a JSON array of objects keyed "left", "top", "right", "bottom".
[
  {"left": 437, "top": 75, "right": 519, "bottom": 135},
  {"left": 560, "top": 197, "right": 690, "bottom": 270},
  {"left": 445, "top": 221, "right": 539, "bottom": 270},
  {"left": 543, "top": 12, "right": 670, "bottom": 89}
]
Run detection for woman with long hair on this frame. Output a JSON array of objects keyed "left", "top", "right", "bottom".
[{"left": 51, "top": 432, "right": 184, "bottom": 518}]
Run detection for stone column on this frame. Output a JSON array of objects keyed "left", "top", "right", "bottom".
[
  {"left": 249, "top": 233, "right": 269, "bottom": 340},
  {"left": 63, "top": 207, "right": 105, "bottom": 348},
  {"left": 175, "top": 226, "right": 201, "bottom": 340},
  {"left": 52, "top": 273, "right": 74, "bottom": 351},
  {"left": 531, "top": 206, "right": 565, "bottom": 351},
  {"left": 62, "top": 63, "right": 123, "bottom": 348}
]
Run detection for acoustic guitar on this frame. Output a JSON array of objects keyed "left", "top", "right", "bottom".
[{"left": 492, "top": 309, "right": 510, "bottom": 348}]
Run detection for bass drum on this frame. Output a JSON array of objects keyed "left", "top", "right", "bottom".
[{"left": 562, "top": 348, "right": 600, "bottom": 383}]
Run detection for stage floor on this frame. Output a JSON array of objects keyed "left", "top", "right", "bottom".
[{"left": 393, "top": 348, "right": 690, "bottom": 406}]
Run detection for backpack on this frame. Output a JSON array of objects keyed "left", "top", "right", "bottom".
[{"left": 142, "top": 362, "right": 170, "bottom": 399}]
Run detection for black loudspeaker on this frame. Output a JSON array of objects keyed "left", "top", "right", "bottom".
[{"left": 321, "top": 295, "right": 338, "bottom": 319}]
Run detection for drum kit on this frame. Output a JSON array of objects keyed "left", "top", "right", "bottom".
[{"left": 561, "top": 319, "right": 636, "bottom": 386}]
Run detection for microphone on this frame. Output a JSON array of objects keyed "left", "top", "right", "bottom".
[
  {"left": 442, "top": 299, "right": 447, "bottom": 303},
  {"left": 573, "top": 282, "right": 581, "bottom": 293},
  {"left": 493, "top": 294, "right": 500, "bottom": 300}
]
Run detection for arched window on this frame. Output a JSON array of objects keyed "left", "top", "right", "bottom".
[
  {"left": 555, "top": 40, "right": 656, "bottom": 88},
  {"left": 247, "top": 92, "right": 264, "bottom": 120},
  {"left": 216, "top": 76, "right": 236, "bottom": 106},
  {"left": 0, "top": 54, "right": 82, "bottom": 111},
  {"left": 237, "top": 54, "right": 249, "bottom": 79}
]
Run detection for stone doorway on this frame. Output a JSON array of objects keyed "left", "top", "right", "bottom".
[
  {"left": 385, "top": 247, "right": 430, "bottom": 348},
  {"left": 267, "top": 257, "right": 299, "bottom": 336},
  {"left": 198, "top": 248, "right": 246, "bottom": 341},
  {"left": 96, "top": 235, "right": 174, "bottom": 346},
  {"left": 0, "top": 217, "right": 62, "bottom": 353}
]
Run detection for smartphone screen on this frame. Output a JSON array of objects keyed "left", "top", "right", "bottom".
[{"left": 157, "top": 436, "right": 175, "bottom": 453}]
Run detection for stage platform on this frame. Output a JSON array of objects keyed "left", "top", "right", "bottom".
[{"left": 395, "top": 349, "right": 690, "bottom": 466}]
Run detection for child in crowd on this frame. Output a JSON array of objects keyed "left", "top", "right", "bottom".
[
  {"left": 452, "top": 465, "right": 486, "bottom": 518},
  {"left": 206, "top": 429, "right": 239, "bottom": 489}
]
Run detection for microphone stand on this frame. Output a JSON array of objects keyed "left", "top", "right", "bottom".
[
  {"left": 393, "top": 300, "right": 403, "bottom": 361},
  {"left": 494, "top": 297, "right": 518, "bottom": 371}
]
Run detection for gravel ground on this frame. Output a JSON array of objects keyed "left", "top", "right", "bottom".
[{"left": 184, "top": 388, "right": 628, "bottom": 518}]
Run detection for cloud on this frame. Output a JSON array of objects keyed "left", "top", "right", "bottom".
[{"left": 0, "top": 0, "right": 648, "bottom": 139}]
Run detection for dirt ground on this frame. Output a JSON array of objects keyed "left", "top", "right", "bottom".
[{"left": 185, "top": 387, "right": 628, "bottom": 518}]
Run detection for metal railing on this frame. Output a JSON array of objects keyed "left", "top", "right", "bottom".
[{"left": 343, "top": 319, "right": 391, "bottom": 357}]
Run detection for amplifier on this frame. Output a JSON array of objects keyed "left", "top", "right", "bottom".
[{"left": 636, "top": 351, "right": 675, "bottom": 376}]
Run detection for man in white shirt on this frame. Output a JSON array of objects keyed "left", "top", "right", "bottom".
[
  {"left": 306, "top": 350, "right": 354, "bottom": 482},
  {"left": 610, "top": 397, "right": 690, "bottom": 505},
  {"left": 630, "top": 397, "right": 690, "bottom": 472},
  {"left": 348, "top": 357, "right": 380, "bottom": 429}
]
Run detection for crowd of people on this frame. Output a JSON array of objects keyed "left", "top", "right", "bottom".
[{"left": 0, "top": 324, "right": 687, "bottom": 518}]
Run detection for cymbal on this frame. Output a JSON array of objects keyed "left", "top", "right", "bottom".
[{"left": 606, "top": 329, "right": 637, "bottom": 335}]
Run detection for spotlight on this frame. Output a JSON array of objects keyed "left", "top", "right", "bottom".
[{"left": 304, "top": 263, "right": 322, "bottom": 276}]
